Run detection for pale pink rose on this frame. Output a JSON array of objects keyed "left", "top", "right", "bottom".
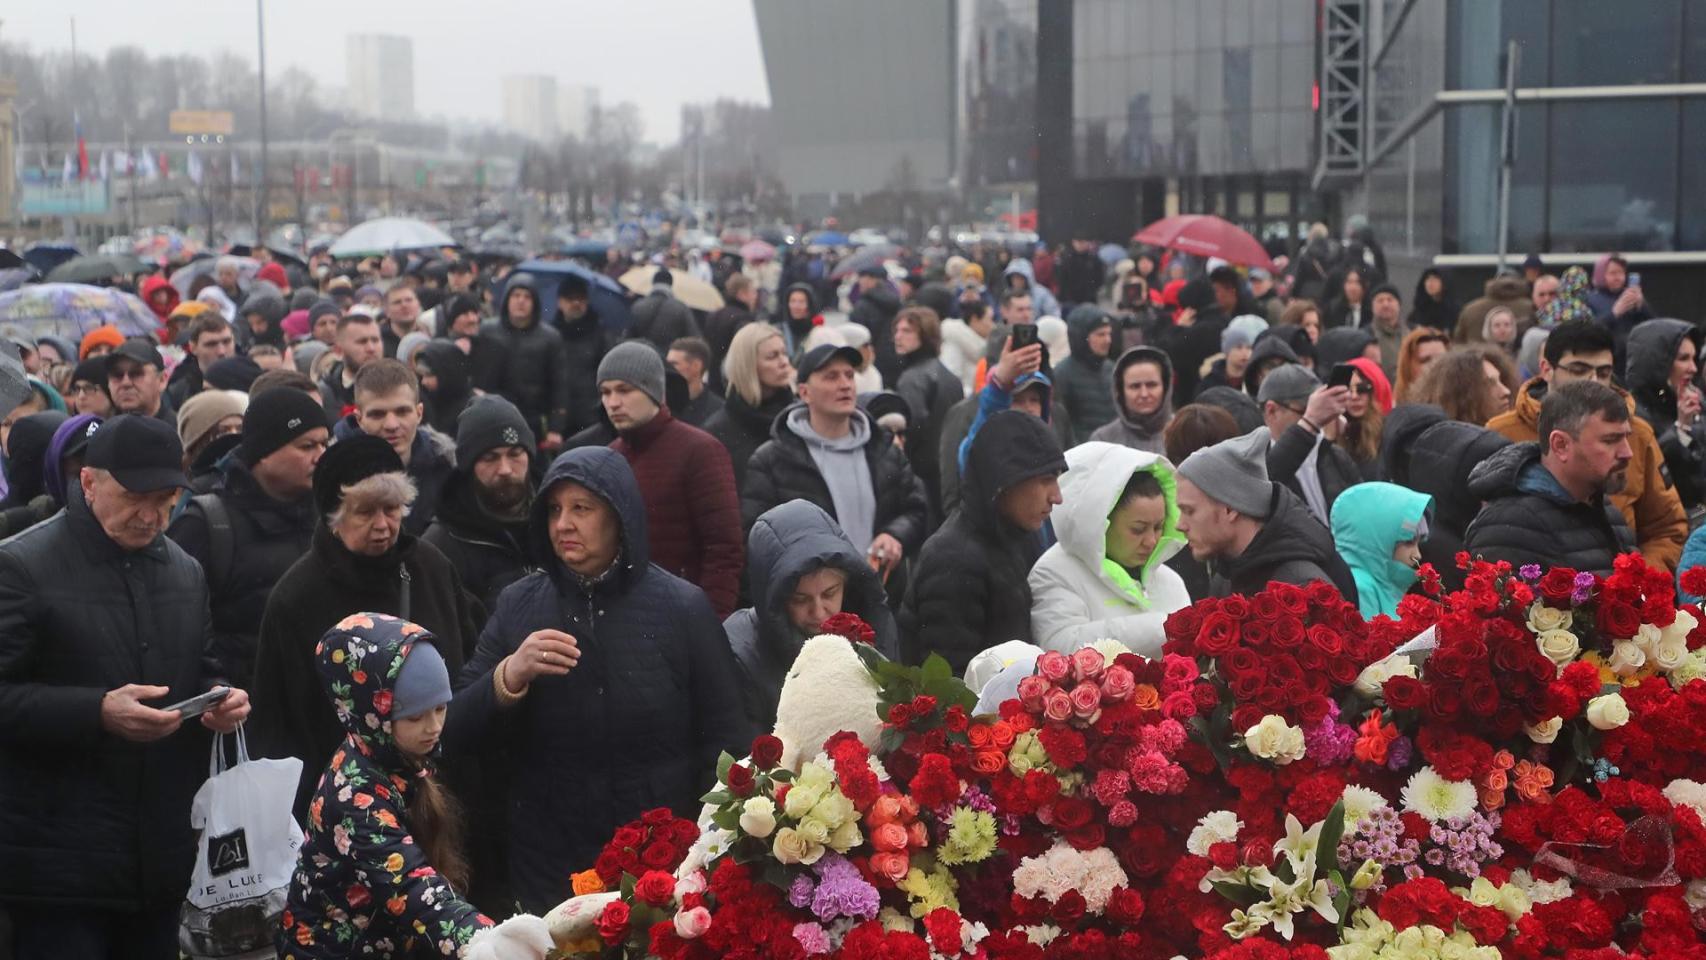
[
  {"left": 1043, "top": 688, "right": 1074, "bottom": 722},
  {"left": 673, "top": 906, "right": 712, "bottom": 939},
  {"left": 1017, "top": 674, "right": 1051, "bottom": 710},
  {"left": 1099, "top": 665, "right": 1136, "bottom": 702},
  {"left": 676, "top": 871, "right": 707, "bottom": 898},
  {"left": 1071, "top": 646, "right": 1106, "bottom": 681},
  {"left": 1070, "top": 681, "right": 1103, "bottom": 718},
  {"left": 1037, "top": 651, "right": 1072, "bottom": 682}
]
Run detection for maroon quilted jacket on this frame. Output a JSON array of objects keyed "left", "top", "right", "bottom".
[{"left": 611, "top": 408, "right": 744, "bottom": 616}]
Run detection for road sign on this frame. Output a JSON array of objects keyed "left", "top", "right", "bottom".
[{"left": 170, "top": 110, "right": 235, "bottom": 136}]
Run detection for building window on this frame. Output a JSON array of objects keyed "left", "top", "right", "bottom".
[
  {"left": 1680, "top": 100, "right": 1706, "bottom": 248},
  {"left": 1548, "top": 100, "right": 1677, "bottom": 252},
  {"left": 1549, "top": 0, "right": 1682, "bottom": 87}
]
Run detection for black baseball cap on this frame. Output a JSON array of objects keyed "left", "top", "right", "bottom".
[
  {"left": 84, "top": 415, "right": 188, "bottom": 492},
  {"left": 105, "top": 338, "right": 165, "bottom": 376},
  {"left": 796, "top": 344, "right": 864, "bottom": 383}
]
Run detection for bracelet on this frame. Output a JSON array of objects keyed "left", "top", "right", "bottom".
[
  {"left": 493, "top": 656, "right": 528, "bottom": 706},
  {"left": 1300, "top": 417, "right": 1320, "bottom": 434}
]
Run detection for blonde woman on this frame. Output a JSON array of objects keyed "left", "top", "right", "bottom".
[{"left": 703, "top": 322, "right": 798, "bottom": 491}]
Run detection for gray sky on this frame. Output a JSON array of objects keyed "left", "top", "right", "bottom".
[{"left": 3, "top": 0, "right": 772, "bottom": 141}]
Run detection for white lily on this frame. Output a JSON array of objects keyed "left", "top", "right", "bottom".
[
  {"left": 1256, "top": 872, "right": 1340, "bottom": 940},
  {"left": 1273, "top": 813, "right": 1324, "bottom": 877},
  {"left": 1222, "top": 907, "right": 1268, "bottom": 940}
]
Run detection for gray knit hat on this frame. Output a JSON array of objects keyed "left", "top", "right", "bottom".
[
  {"left": 596, "top": 341, "right": 667, "bottom": 408},
  {"left": 1256, "top": 363, "right": 1320, "bottom": 406},
  {"left": 1177, "top": 430, "right": 1274, "bottom": 519}
]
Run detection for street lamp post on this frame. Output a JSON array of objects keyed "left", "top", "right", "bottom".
[{"left": 255, "top": 0, "right": 269, "bottom": 244}]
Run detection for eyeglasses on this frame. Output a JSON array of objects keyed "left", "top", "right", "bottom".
[
  {"left": 1350, "top": 383, "right": 1374, "bottom": 396},
  {"left": 109, "top": 366, "right": 155, "bottom": 382},
  {"left": 72, "top": 383, "right": 105, "bottom": 395},
  {"left": 1558, "top": 362, "right": 1616, "bottom": 381}
]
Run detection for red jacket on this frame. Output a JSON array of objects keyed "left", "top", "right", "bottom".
[
  {"left": 140, "top": 274, "right": 180, "bottom": 322},
  {"left": 611, "top": 408, "right": 744, "bottom": 616}
]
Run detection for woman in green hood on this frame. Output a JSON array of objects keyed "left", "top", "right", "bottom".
[{"left": 1330, "top": 481, "right": 1434, "bottom": 619}]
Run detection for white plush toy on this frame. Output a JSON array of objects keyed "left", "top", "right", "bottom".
[
  {"left": 544, "top": 633, "right": 884, "bottom": 949},
  {"left": 464, "top": 914, "right": 555, "bottom": 960}
]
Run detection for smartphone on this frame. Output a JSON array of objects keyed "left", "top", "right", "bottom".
[
  {"left": 1328, "top": 362, "right": 1357, "bottom": 389},
  {"left": 1629, "top": 272, "right": 1642, "bottom": 288},
  {"left": 1010, "top": 324, "right": 1040, "bottom": 351},
  {"left": 164, "top": 686, "right": 231, "bottom": 720}
]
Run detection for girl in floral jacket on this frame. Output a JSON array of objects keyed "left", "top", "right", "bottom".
[{"left": 279, "top": 613, "right": 551, "bottom": 959}]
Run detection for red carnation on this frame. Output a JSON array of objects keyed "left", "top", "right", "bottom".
[
  {"left": 750, "top": 734, "right": 784, "bottom": 769},
  {"left": 923, "top": 908, "right": 962, "bottom": 956},
  {"left": 908, "top": 754, "right": 960, "bottom": 808},
  {"left": 1050, "top": 889, "right": 1086, "bottom": 924},
  {"left": 1683, "top": 565, "right": 1706, "bottom": 598}
]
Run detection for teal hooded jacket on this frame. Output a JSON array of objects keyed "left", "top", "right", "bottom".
[{"left": 1330, "top": 482, "right": 1434, "bottom": 620}]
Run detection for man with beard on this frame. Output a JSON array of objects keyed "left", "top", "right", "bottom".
[
  {"left": 423, "top": 396, "right": 537, "bottom": 623},
  {"left": 1467, "top": 379, "right": 1636, "bottom": 575}
]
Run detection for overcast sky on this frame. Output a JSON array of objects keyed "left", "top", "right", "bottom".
[{"left": 3, "top": 0, "right": 773, "bottom": 141}]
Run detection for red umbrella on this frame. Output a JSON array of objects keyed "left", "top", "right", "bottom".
[{"left": 1131, "top": 215, "right": 1274, "bottom": 271}]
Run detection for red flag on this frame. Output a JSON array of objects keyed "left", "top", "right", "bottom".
[{"left": 75, "top": 113, "right": 90, "bottom": 181}]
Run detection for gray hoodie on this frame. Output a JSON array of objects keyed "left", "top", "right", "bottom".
[{"left": 785, "top": 406, "right": 877, "bottom": 551}]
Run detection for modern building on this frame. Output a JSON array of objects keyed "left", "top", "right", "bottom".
[
  {"left": 345, "top": 34, "right": 415, "bottom": 121},
  {"left": 502, "top": 75, "right": 559, "bottom": 143},
  {"left": 753, "top": 0, "right": 956, "bottom": 215},
  {"left": 957, "top": 0, "right": 1039, "bottom": 219},
  {"left": 558, "top": 84, "right": 599, "bottom": 142}
]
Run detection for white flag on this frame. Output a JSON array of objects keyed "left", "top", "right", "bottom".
[
  {"left": 61, "top": 153, "right": 74, "bottom": 184},
  {"left": 187, "top": 150, "right": 204, "bottom": 185},
  {"left": 230, "top": 152, "right": 240, "bottom": 183},
  {"left": 142, "top": 148, "right": 159, "bottom": 181},
  {"left": 99, "top": 151, "right": 110, "bottom": 182}
]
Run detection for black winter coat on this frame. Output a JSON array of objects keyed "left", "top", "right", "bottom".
[
  {"left": 0, "top": 493, "right": 222, "bottom": 908},
  {"left": 552, "top": 305, "right": 616, "bottom": 437},
  {"left": 333, "top": 417, "right": 457, "bottom": 536},
  {"left": 741, "top": 405, "right": 929, "bottom": 558},
  {"left": 851, "top": 283, "right": 903, "bottom": 385},
  {"left": 703, "top": 303, "right": 755, "bottom": 394},
  {"left": 894, "top": 350, "right": 964, "bottom": 512},
  {"left": 705, "top": 389, "right": 796, "bottom": 494},
  {"left": 249, "top": 525, "right": 478, "bottom": 821},
  {"left": 422, "top": 469, "right": 536, "bottom": 625},
  {"left": 1465, "top": 442, "right": 1635, "bottom": 576},
  {"left": 483, "top": 275, "right": 573, "bottom": 435},
  {"left": 628, "top": 289, "right": 701, "bottom": 353},
  {"left": 1154, "top": 307, "right": 1228, "bottom": 403},
  {"left": 725, "top": 500, "right": 900, "bottom": 732},
  {"left": 937, "top": 390, "right": 1074, "bottom": 517},
  {"left": 1052, "top": 305, "right": 1118, "bottom": 441},
  {"left": 901, "top": 411, "right": 1065, "bottom": 674},
  {"left": 1398, "top": 418, "right": 1510, "bottom": 592},
  {"left": 444, "top": 447, "right": 749, "bottom": 913},
  {"left": 1208, "top": 484, "right": 1360, "bottom": 601},
  {"left": 167, "top": 459, "right": 317, "bottom": 685}
]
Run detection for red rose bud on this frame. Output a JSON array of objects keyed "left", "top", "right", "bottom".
[
  {"left": 1239, "top": 839, "right": 1271, "bottom": 868},
  {"left": 725, "top": 762, "right": 755, "bottom": 797},
  {"left": 750, "top": 734, "right": 784, "bottom": 769}
]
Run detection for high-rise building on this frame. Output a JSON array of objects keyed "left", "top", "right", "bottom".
[
  {"left": 558, "top": 84, "right": 600, "bottom": 142},
  {"left": 345, "top": 34, "right": 415, "bottom": 120},
  {"left": 503, "top": 75, "right": 560, "bottom": 143}
]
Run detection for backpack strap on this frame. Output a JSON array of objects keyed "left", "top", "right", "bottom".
[{"left": 190, "top": 493, "right": 235, "bottom": 597}]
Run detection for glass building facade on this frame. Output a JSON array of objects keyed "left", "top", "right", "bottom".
[{"left": 958, "top": 0, "right": 1040, "bottom": 190}]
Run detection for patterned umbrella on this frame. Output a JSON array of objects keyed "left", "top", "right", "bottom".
[{"left": 0, "top": 283, "right": 160, "bottom": 340}]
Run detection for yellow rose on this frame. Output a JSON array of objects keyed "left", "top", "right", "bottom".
[
  {"left": 1523, "top": 716, "right": 1563, "bottom": 744},
  {"left": 798, "top": 816, "right": 832, "bottom": 845},
  {"left": 1607, "top": 641, "right": 1647, "bottom": 677},
  {"left": 739, "top": 797, "right": 777, "bottom": 839},
  {"left": 811, "top": 791, "right": 855, "bottom": 828},
  {"left": 783, "top": 784, "right": 822, "bottom": 820},
  {"left": 1526, "top": 603, "right": 1573, "bottom": 634},
  {"left": 1586, "top": 694, "right": 1631, "bottom": 730},
  {"left": 1243, "top": 714, "right": 1306, "bottom": 765},
  {"left": 828, "top": 818, "right": 862, "bottom": 852},
  {"left": 772, "top": 827, "right": 824, "bottom": 865},
  {"left": 1534, "top": 630, "right": 1580, "bottom": 668}
]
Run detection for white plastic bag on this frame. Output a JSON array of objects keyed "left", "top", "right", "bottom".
[{"left": 179, "top": 726, "right": 304, "bottom": 958}]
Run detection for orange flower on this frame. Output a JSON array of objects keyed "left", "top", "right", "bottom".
[
  {"left": 374, "top": 809, "right": 399, "bottom": 829},
  {"left": 1513, "top": 760, "right": 1555, "bottom": 803},
  {"left": 990, "top": 721, "right": 1016, "bottom": 749},
  {"left": 571, "top": 869, "right": 606, "bottom": 896},
  {"left": 1131, "top": 684, "right": 1160, "bottom": 710},
  {"left": 1478, "top": 784, "right": 1506, "bottom": 811},
  {"left": 387, "top": 894, "right": 408, "bottom": 916},
  {"left": 970, "top": 750, "right": 1007, "bottom": 775},
  {"left": 1492, "top": 749, "right": 1515, "bottom": 771},
  {"left": 967, "top": 724, "right": 993, "bottom": 749},
  {"left": 872, "top": 822, "right": 910, "bottom": 853},
  {"left": 1007, "top": 712, "right": 1035, "bottom": 734},
  {"left": 907, "top": 821, "right": 929, "bottom": 848},
  {"left": 1353, "top": 710, "right": 1397, "bottom": 765},
  {"left": 353, "top": 792, "right": 374, "bottom": 810},
  {"left": 869, "top": 795, "right": 905, "bottom": 825}
]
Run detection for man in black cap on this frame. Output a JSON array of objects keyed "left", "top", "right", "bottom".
[
  {"left": 743, "top": 343, "right": 927, "bottom": 587},
  {"left": 627, "top": 267, "right": 700, "bottom": 355},
  {"left": 106, "top": 338, "right": 176, "bottom": 426},
  {"left": 850, "top": 263, "right": 903, "bottom": 385},
  {"left": 167, "top": 388, "right": 329, "bottom": 684},
  {"left": 423, "top": 396, "right": 538, "bottom": 623},
  {"left": 0, "top": 414, "right": 249, "bottom": 958}
]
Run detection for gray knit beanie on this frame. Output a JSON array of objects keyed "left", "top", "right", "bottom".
[
  {"left": 1176, "top": 430, "right": 1275, "bottom": 519},
  {"left": 596, "top": 341, "right": 667, "bottom": 408},
  {"left": 392, "top": 639, "right": 452, "bottom": 721}
]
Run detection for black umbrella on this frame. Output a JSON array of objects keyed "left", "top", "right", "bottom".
[
  {"left": 21, "top": 244, "right": 80, "bottom": 275},
  {"left": 0, "top": 250, "right": 25, "bottom": 270},
  {"left": 45, "top": 253, "right": 151, "bottom": 284}
]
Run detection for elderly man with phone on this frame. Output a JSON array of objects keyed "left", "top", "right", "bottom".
[{"left": 0, "top": 414, "right": 249, "bottom": 960}]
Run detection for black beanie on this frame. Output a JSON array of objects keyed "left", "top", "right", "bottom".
[
  {"left": 307, "top": 299, "right": 341, "bottom": 328},
  {"left": 205, "top": 355, "right": 263, "bottom": 392},
  {"left": 239, "top": 387, "right": 329, "bottom": 466},
  {"left": 313, "top": 434, "right": 404, "bottom": 517},
  {"left": 455, "top": 395, "right": 537, "bottom": 468}
]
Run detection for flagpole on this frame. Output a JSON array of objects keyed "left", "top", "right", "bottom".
[{"left": 255, "top": 0, "right": 269, "bottom": 244}]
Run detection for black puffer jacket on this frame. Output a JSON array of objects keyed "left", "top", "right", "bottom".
[
  {"left": 418, "top": 339, "right": 475, "bottom": 436},
  {"left": 1052, "top": 305, "right": 1118, "bottom": 441},
  {"left": 901, "top": 411, "right": 1065, "bottom": 674},
  {"left": 1376, "top": 404, "right": 1448, "bottom": 484},
  {"left": 481, "top": 273, "right": 573, "bottom": 436},
  {"left": 703, "top": 302, "right": 755, "bottom": 394},
  {"left": 628, "top": 287, "right": 700, "bottom": 353},
  {"left": 1209, "top": 483, "right": 1360, "bottom": 601},
  {"left": 0, "top": 492, "right": 222, "bottom": 909},
  {"left": 1403, "top": 419, "right": 1512, "bottom": 592},
  {"left": 1466, "top": 442, "right": 1634, "bottom": 576},
  {"left": 726, "top": 500, "right": 900, "bottom": 731},
  {"left": 741, "top": 404, "right": 929, "bottom": 558},
  {"left": 249, "top": 525, "right": 477, "bottom": 820},
  {"left": 422, "top": 469, "right": 536, "bottom": 625},
  {"left": 444, "top": 447, "right": 749, "bottom": 913},
  {"left": 851, "top": 282, "right": 903, "bottom": 385},
  {"left": 894, "top": 348, "right": 964, "bottom": 512},
  {"left": 704, "top": 388, "right": 796, "bottom": 494},
  {"left": 167, "top": 458, "right": 317, "bottom": 685},
  {"left": 553, "top": 303, "right": 615, "bottom": 437},
  {"left": 1627, "top": 318, "right": 1706, "bottom": 511}
]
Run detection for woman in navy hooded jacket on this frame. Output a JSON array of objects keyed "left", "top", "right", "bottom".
[{"left": 445, "top": 446, "right": 749, "bottom": 913}]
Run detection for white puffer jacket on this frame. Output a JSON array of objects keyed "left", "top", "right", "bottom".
[{"left": 1028, "top": 442, "right": 1191, "bottom": 657}]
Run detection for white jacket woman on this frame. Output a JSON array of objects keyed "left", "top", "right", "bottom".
[{"left": 1028, "top": 442, "right": 1191, "bottom": 657}]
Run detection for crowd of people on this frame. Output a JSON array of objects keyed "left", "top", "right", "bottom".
[{"left": 0, "top": 220, "right": 1695, "bottom": 959}]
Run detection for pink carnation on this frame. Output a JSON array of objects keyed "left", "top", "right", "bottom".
[
  {"left": 1108, "top": 800, "right": 1139, "bottom": 827},
  {"left": 1126, "top": 751, "right": 1188, "bottom": 794},
  {"left": 1090, "top": 769, "right": 1131, "bottom": 807}
]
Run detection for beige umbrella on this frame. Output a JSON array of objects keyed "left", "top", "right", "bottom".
[{"left": 619, "top": 267, "right": 725, "bottom": 312}]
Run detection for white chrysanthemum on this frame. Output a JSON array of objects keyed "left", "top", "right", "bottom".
[
  {"left": 1089, "top": 638, "right": 1128, "bottom": 664},
  {"left": 1507, "top": 868, "right": 1573, "bottom": 906},
  {"left": 1187, "top": 810, "right": 1244, "bottom": 856},
  {"left": 1339, "top": 785, "right": 1389, "bottom": 830},
  {"left": 1400, "top": 766, "right": 1478, "bottom": 823}
]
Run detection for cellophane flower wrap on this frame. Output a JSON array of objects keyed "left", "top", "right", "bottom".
[{"left": 563, "top": 553, "right": 1706, "bottom": 959}]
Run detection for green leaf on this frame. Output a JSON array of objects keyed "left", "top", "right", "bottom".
[
  {"left": 1210, "top": 880, "right": 1261, "bottom": 907},
  {"left": 921, "top": 654, "right": 952, "bottom": 684},
  {"left": 711, "top": 807, "right": 740, "bottom": 832},
  {"left": 768, "top": 768, "right": 793, "bottom": 782},
  {"left": 716, "top": 751, "right": 735, "bottom": 782},
  {"left": 1332, "top": 884, "right": 1351, "bottom": 937},
  {"left": 620, "top": 873, "right": 636, "bottom": 899},
  {"left": 1318, "top": 799, "right": 1347, "bottom": 880},
  {"left": 700, "top": 788, "right": 733, "bottom": 806}
]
